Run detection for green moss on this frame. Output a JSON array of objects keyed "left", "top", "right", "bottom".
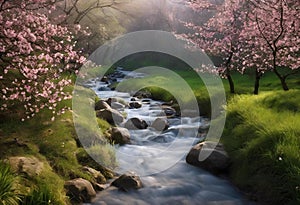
[{"left": 97, "top": 118, "right": 111, "bottom": 134}]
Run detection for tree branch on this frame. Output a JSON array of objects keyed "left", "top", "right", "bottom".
[
  {"left": 283, "top": 68, "right": 300, "bottom": 78},
  {"left": 256, "top": 15, "right": 274, "bottom": 52},
  {"left": 273, "top": 2, "right": 285, "bottom": 45}
]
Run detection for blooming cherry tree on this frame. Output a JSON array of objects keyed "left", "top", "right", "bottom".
[
  {"left": 0, "top": 0, "right": 85, "bottom": 120},
  {"left": 182, "top": 0, "right": 299, "bottom": 94},
  {"left": 182, "top": 0, "right": 251, "bottom": 93},
  {"left": 241, "top": 0, "right": 300, "bottom": 91}
]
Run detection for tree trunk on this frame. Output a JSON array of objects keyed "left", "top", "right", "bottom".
[
  {"left": 279, "top": 77, "right": 289, "bottom": 91},
  {"left": 225, "top": 51, "right": 235, "bottom": 94},
  {"left": 272, "top": 50, "right": 289, "bottom": 91},
  {"left": 273, "top": 67, "right": 289, "bottom": 91},
  {"left": 226, "top": 71, "right": 235, "bottom": 94},
  {"left": 253, "top": 69, "right": 261, "bottom": 95}
]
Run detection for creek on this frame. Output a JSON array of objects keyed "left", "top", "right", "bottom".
[{"left": 86, "top": 68, "right": 253, "bottom": 205}]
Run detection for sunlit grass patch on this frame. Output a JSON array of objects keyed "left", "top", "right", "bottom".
[{"left": 221, "top": 90, "right": 300, "bottom": 204}]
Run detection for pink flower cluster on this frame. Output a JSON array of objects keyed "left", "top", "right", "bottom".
[{"left": 0, "top": 0, "right": 86, "bottom": 120}]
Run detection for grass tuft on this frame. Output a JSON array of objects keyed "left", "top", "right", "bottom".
[{"left": 0, "top": 162, "right": 20, "bottom": 205}]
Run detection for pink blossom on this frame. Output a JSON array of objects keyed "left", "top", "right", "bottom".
[
  {"left": 5, "top": 21, "right": 13, "bottom": 28},
  {"left": 0, "top": 0, "right": 85, "bottom": 120}
]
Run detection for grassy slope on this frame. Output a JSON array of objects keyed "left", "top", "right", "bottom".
[
  {"left": 222, "top": 90, "right": 300, "bottom": 204},
  {"left": 0, "top": 88, "right": 114, "bottom": 204},
  {"left": 1, "top": 109, "right": 79, "bottom": 204},
  {"left": 190, "top": 71, "right": 300, "bottom": 204}
]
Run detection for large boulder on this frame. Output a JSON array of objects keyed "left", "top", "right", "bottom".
[
  {"left": 111, "top": 172, "right": 143, "bottom": 191},
  {"left": 109, "top": 127, "right": 130, "bottom": 145},
  {"left": 124, "top": 118, "right": 148, "bottom": 130},
  {"left": 95, "top": 100, "right": 111, "bottom": 110},
  {"left": 129, "top": 101, "right": 142, "bottom": 109},
  {"left": 96, "top": 108, "right": 124, "bottom": 124},
  {"left": 8, "top": 156, "right": 43, "bottom": 177},
  {"left": 151, "top": 118, "right": 169, "bottom": 131},
  {"left": 65, "top": 178, "right": 96, "bottom": 203},
  {"left": 82, "top": 166, "right": 106, "bottom": 184},
  {"left": 186, "top": 141, "right": 230, "bottom": 175}
]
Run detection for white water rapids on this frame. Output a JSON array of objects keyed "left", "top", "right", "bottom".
[{"left": 84, "top": 68, "right": 254, "bottom": 205}]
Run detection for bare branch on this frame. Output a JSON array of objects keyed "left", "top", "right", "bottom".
[
  {"left": 284, "top": 68, "right": 300, "bottom": 78},
  {"left": 273, "top": 1, "right": 285, "bottom": 45},
  {"left": 256, "top": 15, "right": 274, "bottom": 52}
]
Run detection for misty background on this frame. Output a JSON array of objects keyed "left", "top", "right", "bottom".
[{"left": 55, "top": 0, "right": 218, "bottom": 53}]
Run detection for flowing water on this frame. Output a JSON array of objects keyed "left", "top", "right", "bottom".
[{"left": 85, "top": 68, "right": 253, "bottom": 205}]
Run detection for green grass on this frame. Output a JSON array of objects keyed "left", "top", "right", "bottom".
[
  {"left": 115, "top": 54, "right": 299, "bottom": 116},
  {"left": 20, "top": 168, "right": 66, "bottom": 205},
  {"left": 21, "top": 185, "right": 59, "bottom": 205},
  {"left": 116, "top": 68, "right": 214, "bottom": 116},
  {"left": 72, "top": 85, "right": 117, "bottom": 169},
  {"left": 0, "top": 110, "right": 80, "bottom": 204},
  {"left": 221, "top": 91, "right": 300, "bottom": 204},
  {"left": 0, "top": 162, "right": 21, "bottom": 205},
  {"left": 0, "top": 84, "right": 115, "bottom": 204},
  {"left": 224, "top": 70, "right": 300, "bottom": 94}
]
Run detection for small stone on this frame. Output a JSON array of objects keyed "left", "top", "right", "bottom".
[
  {"left": 111, "top": 172, "right": 143, "bottom": 191},
  {"left": 82, "top": 166, "right": 106, "bottom": 184},
  {"left": 101, "top": 76, "right": 109, "bottom": 83},
  {"left": 151, "top": 118, "right": 169, "bottom": 131},
  {"left": 94, "top": 183, "right": 108, "bottom": 192},
  {"left": 65, "top": 178, "right": 96, "bottom": 203},
  {"left": 129, "top": 101, "right": 142, "bottom": 109},
  {"left": 96, "top": 108, "right": 124, "bottom": 125},
  {"left": 124, "top": 118, "right": 148, "bottom": 130},
  {"left": 109, "top": 127, "right": 130, "bottom": 145},
  {"left": 111, "top": 102, "right": 125, "bottom": 110},
  {"left": 95, "top": 100, "right": 111, "bottom": 110},
  {"left": 161, "top": 106, "right": 176, "bottom": 117},
  {"left": 98, "top": 87, "right": 111, "bottom": 91},
  {"left": 186, "top": 141, "right": 231, "bottom": 175}
]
